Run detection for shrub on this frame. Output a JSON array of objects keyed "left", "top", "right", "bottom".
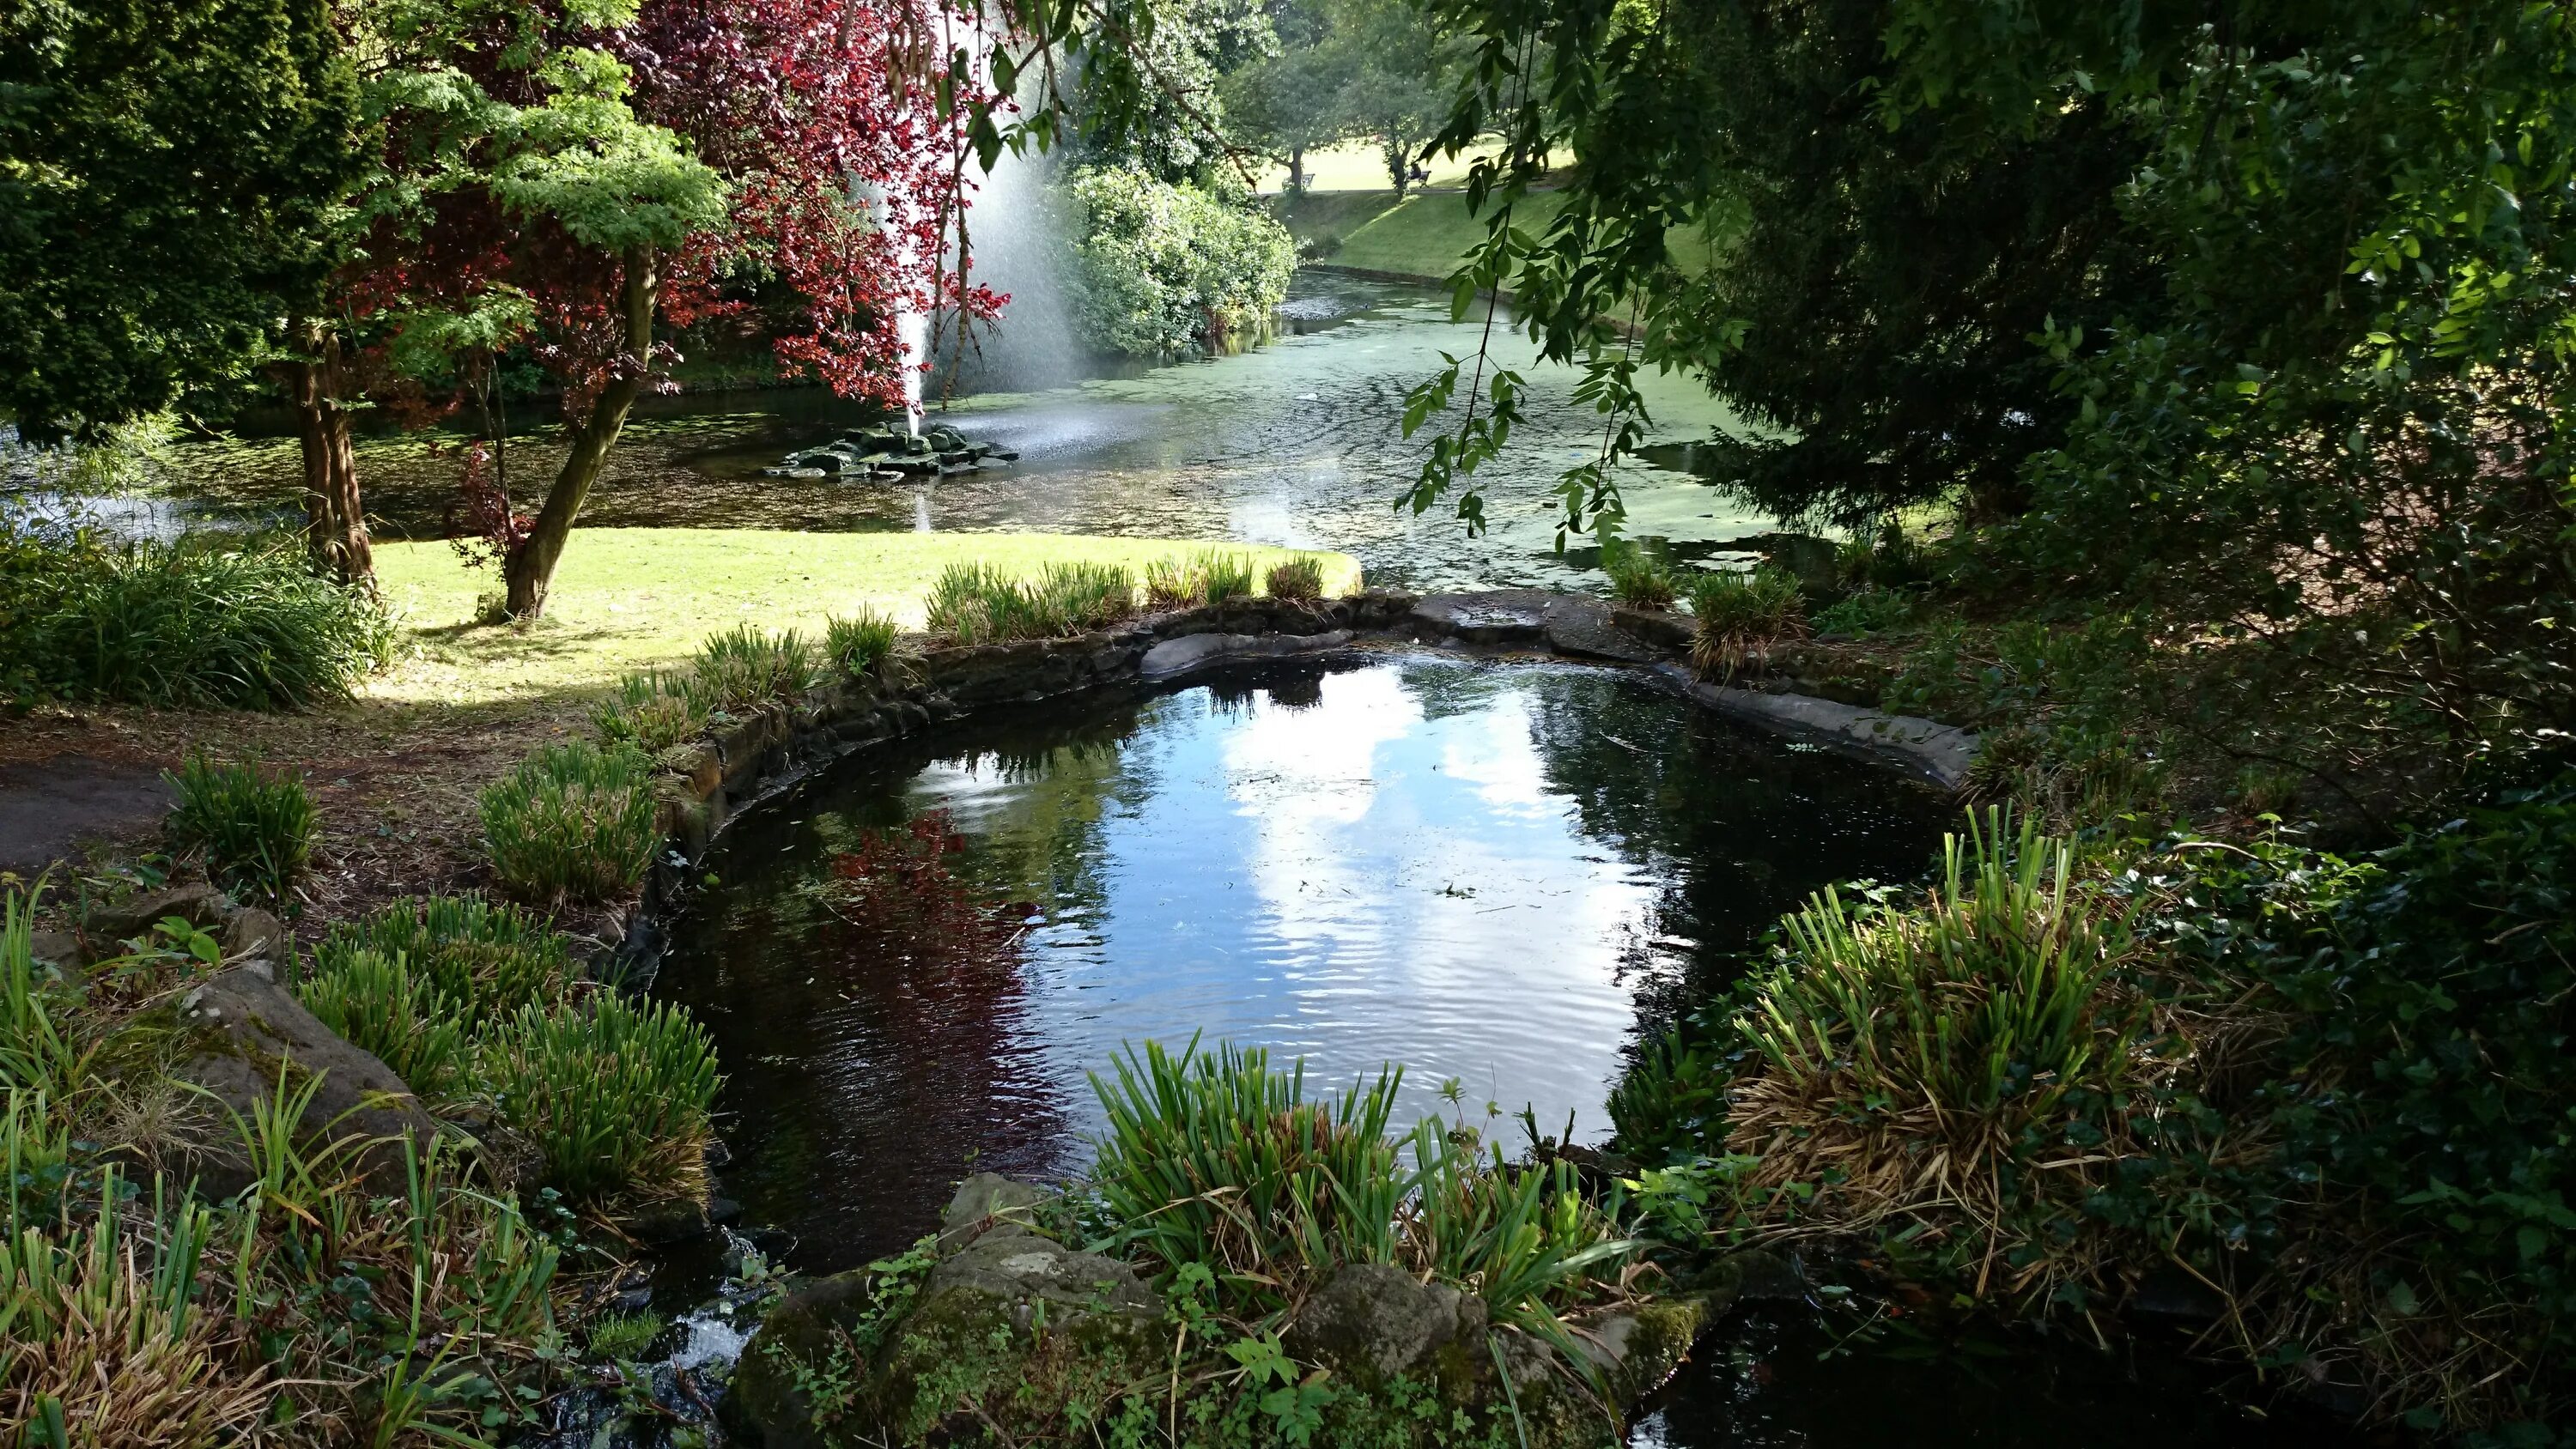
[
  {"left": 1602, "top": 549, "right": 1679, "bottom": 610},
  {"left": 477, "top": 743, "right": 659, "bottom": 905},
  {"left": 0, "top": 524, "right": 390, "bottom": 709},
  {"left": 1263, "top": 554, "right": 1327, "bottom": 602},
  {"left": 483, "top": 993, "right": 720, "bottom": 1202},
  {"left": 307, "top": 894, "right": 575, "bottom": 1028},
  {"left": 1066, "top": 167, "right": 1295, "bottom": 358},
  {"left": 591, "top": 670, "right": 707, "bottom": 753},
  {"left": 295, "top": 949, "right": 472, "bottom": 1102},
  {"left": 1686, "top": 567, "right": 1806, "bottom": 678},
  {"left": 685, "top": 624, "right": 816, "bottom": 714},
  {"left": 161, "top": 755, "right": 316, "bottom": 907},
  {"left": 1812, "top": 585, "right": 1911, "bottom": 636},
  {"left": 824, "top": 608, "right": 899, "bottom": 677},
  {"left": 1036, "top": 560, "right": 1135, "bottom": 629}
]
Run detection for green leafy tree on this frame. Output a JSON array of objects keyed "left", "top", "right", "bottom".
[
  {"left": 1221, "top": 36, "right": 1350, "bottom": 191},
  {"left": 0, "top": 0, "right": 360, "bottom": 443},
  {"left": 1327, "top": 0, "right": 1452, "bottom": 197}
]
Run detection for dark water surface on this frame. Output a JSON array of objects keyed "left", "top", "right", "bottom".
[{"left": 659, "top": 654, "right": 1952, "bottom": 1273}]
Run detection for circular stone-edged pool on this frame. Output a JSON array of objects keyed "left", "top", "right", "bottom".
[{"left": 656, "top": 653, "right": 1954, "bottom": 1271}]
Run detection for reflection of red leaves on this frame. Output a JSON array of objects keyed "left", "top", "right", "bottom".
[{"left": 819, "top": 810, "right": 1030, "bottom": 982}]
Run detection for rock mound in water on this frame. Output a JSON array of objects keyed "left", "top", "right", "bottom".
[{"left": 762, "top": 425, "right": 1020, "bottom": 481}]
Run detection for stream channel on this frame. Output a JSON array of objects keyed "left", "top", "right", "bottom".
[{"left": 650, "top": 654, "right": 2346, "bottom": 1447}]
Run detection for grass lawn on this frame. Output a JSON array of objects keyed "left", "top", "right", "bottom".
[
  {"left": 377, "top": 528, "right": 1363, "bottom": 706},
  {"left": 1311, "top": 190, "right": 1725, "bottom": 285}
]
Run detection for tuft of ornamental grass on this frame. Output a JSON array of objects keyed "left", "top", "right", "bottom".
[
  {"left": 924, "top": 560, "right": 1136, "bottom": 645},
  {"left": 0, "top": 525, "right": 392, "bottom": 710},
  {"left": 1602, "top": 547, "right": 1680, "bottom": 611},
  {"left": 585, "top": 1308, "right": 665, "bottom": 1361},
  {"left": 307, "top": 894, "right": 575, "bottom": 1030},
  {"left": 824, "top": 607, "right": 900, "bottom": 678},
  {"left": 294, "top": 948, "right": 473, "bottom": 1104},
  {"left": 1196, "top": 549, "right": 1259, "bottom": 603},
  {"left": 478, "top": 743, "right": 659, "bottom": 906},
  {"left": 592, "top": 670, "right": 708, "bottom": 754},
  {"left": 1263, "top": 554, "right": 1328, "bottom": 603},
  {"left": 1719, "top": 809, "right": 2148, "bottom": 1299},
  {"left": 161, "top": 755, "right": 316, "bottom": 909},
  {"left": 1084, "top": 1040, "right": 1637, "bottom": 1332},
  {"left": 1142, "top": 555, "right": 1200, "bottom": 609},
  {"left": 1686, "top": 566, "right": 1807, "bottom": 678},
  {"left": 483, "top": 994, "right": 720, "bottom": 1203},
  {"left": 685, "top": 624, "right": 817, "bottom": 715}
]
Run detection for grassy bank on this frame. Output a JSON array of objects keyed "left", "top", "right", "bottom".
[
  {"left": 1284, "top": 188, "right": 1722, "bottom": 286},
  {"left": 374, "top": 529, "right": 1358, "bottom": 706},
  {"left": 4, "top": 528, "right": 1357, "bottom": 921}
]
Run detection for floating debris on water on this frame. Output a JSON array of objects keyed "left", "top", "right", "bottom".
[{"left": 762, "top": 424, "right": 1020, "bottom": 481}]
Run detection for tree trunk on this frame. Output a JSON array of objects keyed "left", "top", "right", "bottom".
[
  {"left": 1383, "top": 135, "right": 1408, "bottom": 198},
  {"left": 503, "top": 245, "right": 659, "bottom": 620},
  {"left": 280, "top": 327, "right": 374, "bottom": 591},
  {"left": 1288, "top": 144, "right": 1305, "bottom": 195}
]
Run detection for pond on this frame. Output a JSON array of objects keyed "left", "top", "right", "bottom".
[
  {"left": 655, "top": 653, "right": 1953, "bottom": 1272},
  {"left": 652, "top": 652, "right": 2338, "bottom": 1446},
  {"left": 33, "top": 273, "right": 1770, "bottom": 591}
]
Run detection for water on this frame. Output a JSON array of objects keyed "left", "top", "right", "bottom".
[
  {"left": 64, "top": 272, "right": 1771, "bottom": 591},
  {"left": 657, "top": 654, "right": 1953, "bottom": 1275}
]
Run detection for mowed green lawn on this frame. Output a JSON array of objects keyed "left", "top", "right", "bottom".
[{"left": 371, "top": 529, "right": 1361, "bottom": 706}]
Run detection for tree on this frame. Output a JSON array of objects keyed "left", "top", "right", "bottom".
[
  {"left": 1326, "top": 0, "right": 1449, "bottom": 197},
  {"left": 302, "top": 0, "right": 993, "bottom": 617},
  {"left": 1221, "top": 39, "right": 1348, "bottom": 192},
  {"left": 0, "top": 0, "right": 359, "bottom": 441}
]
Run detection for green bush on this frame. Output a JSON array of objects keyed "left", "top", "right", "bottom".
[
  {"left": 1066, "top": 167, "right": 1296, "bottom": 358},
  {"left": 591, "top": 669, "right": 708, "bottom": 754},
  {"left": 295, "top": 949, "right": 472, "bottom": 1103},
  {"left": 307, "top": 894, "right": 574, "bottom": 1029},
  {"left": 1263, "top": 555, "right": 1328, "bottom": 603},
  {"left": 483, "top": 993, "right": 720, "bottom": 1202},
  {"left": 1811, "top": 585, "right": 1912, "bottom": 636},
  {"left": 162, "top": 755, "right": 316, "bottom": 907},
  {"left": 1602, "top": 549, "right": 1679, "bottom": 610},
  {"left": 685, "top": 624, "right": 816, "bottom": 714},
  {"left": 477, "top": 743, "right": 659, "bottom": 905},
  {"left": 0, "top": 524, "right": 389, "bottom": 709},
  {"left": 823, "top": 608, "right": 899, "bottom": 678},
  {"left": 1686, "top": 567, "right": 1805, "bottom": 678}
]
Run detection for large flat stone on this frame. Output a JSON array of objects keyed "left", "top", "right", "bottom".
[
  {"left": 1656, "top": 664, "right": 1979, "bottom": 789},
  {"left": 1139, "top": 628, "right": 1354, "bottom": 680}
]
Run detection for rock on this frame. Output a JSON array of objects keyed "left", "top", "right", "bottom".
[
  {"left": 625, "top": 1196, "right": 714, "bottom": 1246},
  {"left": 720, "top": 1269, "right": 884, "bottom": 1449},
  {"left": 87, "top": 882, "right": 232, "bottom": 949},
  {"left": 1611, "top": 604, "right": 1694, "bottom": 652},
  {"left": 1658, "top": 664, "right": 1980, "bottom": 790},
  {"left": 1285, "top": 1262, "right": 1488, "bottom": 1388},
  {"left": 1139, "top": 628, "right": 1354, "bottom": 681},
  {"left": 1410, "top": 589, "right": 1554, "bottom": 645},
  {"left": 1540, "top": 600, "right": 1660, "bottom": 664},
  {"left": 155, "top": 965, "right": 440, "bottom": 1198},
  {"left": 27, "top": 929, "right": 81, "bottom": 972},
  {"left": 220, "top": 906, "right": 288, "bottom": 964},
  {"left": 938, "top": 1171, "right": 1045, "bottom": 1251},
  {"left": 2129, "top": 1264, "right": 2227, "bottom": 1323}
]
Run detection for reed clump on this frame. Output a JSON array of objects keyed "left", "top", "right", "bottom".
[
  {"left": 477, "top": 742, "right": 659, "bottom": 906},
  {"left": 924, "top": 560, "right": 1137, "bottom": 644},
  {"left": 161, "top": 754, "right": 316, "bottom": 908},
  {"left": 1602, "top": 548, "right": 1680, "bottom": 611},
  {"left": 1686, "top": 567, "right": 1807, "bottom": 678}
]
